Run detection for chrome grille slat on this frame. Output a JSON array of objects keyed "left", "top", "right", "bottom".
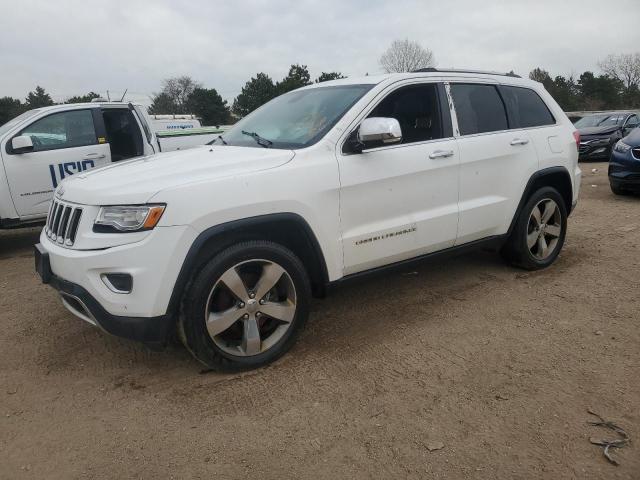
[
  {"left": 45, "top": 200, "right": 82, "bottom": 247},
  {"left": 45, "top": 201, "right": 54, "bottom": 234},
  {"left": 66, "top": 208, "right": 83, "bottom": 245},
  {"left": 51, "top": 205, "right": 63, "bottom": 240},
  {"left": 47, "top": 202, "right": 59, "bottom": 233},
  {"left": 57, "top": 207, "right": 71, "bottom": 243}
]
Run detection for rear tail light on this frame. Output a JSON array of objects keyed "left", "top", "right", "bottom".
[{"left": 573, "top": 131, "right": 580, "bottom": 151}]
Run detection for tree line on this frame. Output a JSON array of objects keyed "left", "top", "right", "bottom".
[
  {"left": 529, "top": 53, "right": 640, "bottom": 111},
  {"left": 1, "top": 44, "right": 638, "bottom": 128},
  {"left": 147, "top": 66, "right": 344, "bottom": 124},
  {"left": 0, "top": 87, "right": 101, "bottom": 127},
  {"left": 0, "top": 66, "right": 344, "bottom": 128}
]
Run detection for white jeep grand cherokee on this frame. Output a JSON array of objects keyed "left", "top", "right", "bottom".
[{"left": 35, "top": 69, "right": 581, "bottom": 370}]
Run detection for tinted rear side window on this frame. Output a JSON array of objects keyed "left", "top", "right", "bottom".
[
  {"left": 499, "top": 86, "right": 555, "bottom": 128},
  {"left": 450, "top": 84, "right": 508, "bottom": 135}
]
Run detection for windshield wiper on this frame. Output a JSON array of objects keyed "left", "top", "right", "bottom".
[
  {"left": 241, "top": 130, "right": 273, "bottom": 148},
  {"left": 217, "top": 135, "right": 227, "bottom": 145}
]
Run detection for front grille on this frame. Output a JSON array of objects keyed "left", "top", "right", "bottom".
[{"left": 45, "top": 200, "right": 82, "bottom": 246}]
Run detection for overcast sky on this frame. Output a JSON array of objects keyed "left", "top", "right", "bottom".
[{"left": 1, "top": 0, "right": 638, "bottom": 105}]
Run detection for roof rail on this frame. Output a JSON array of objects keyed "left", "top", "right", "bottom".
[{"left": 412, "top": 67, "right": 521, "bottom": 78}]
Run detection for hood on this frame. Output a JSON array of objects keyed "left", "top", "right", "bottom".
[
  {"left": 58, "top": 145, "right": 295, "bottom": 205},
  {"left": 578, "top": 125, "right": 621, "bottom": 137}
]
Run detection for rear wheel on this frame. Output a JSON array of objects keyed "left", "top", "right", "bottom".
[
  {"left": 179, "top": 240, "right": 311, "bottom": 371},
  {"left": 502, "top": 187, "right": 567, "bottom": 270}
]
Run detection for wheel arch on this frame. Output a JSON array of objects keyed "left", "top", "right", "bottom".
[
  {"left": 166, "top": 213, "right": 330, "bottom": 318},
  {"left": 507, "top": 166, "right": 573, "bottom": 236}
]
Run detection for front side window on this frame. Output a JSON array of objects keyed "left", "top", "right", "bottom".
[
  {"left": 19, "top": 110, "right": 97, "bottom": 152},
  {"left": 366, "top": 83, "right": 444, "bottom": 145},
  {"left": 499, "top": 86, "right": 555, "bottom": 128},
  {"left": 450, "top": 83, "right": 508, "bottom": 135},
  {"left": 625, "top": 115, "right": 639, "bottom": 128},
  {"left": 219, "top": 85, "right": 373, "bottom": 149}
]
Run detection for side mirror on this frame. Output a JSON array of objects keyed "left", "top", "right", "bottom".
[
  {"left": 11, "top": 135, "right": 34, "bottom": 154},
  {"left": 358, "top": 117, "right": 402, "bottom": 148}
]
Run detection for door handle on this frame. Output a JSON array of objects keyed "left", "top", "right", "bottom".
[
  {"left": 84, "top": 153, "right": 106, "bottom": 160},
  {"left": 429, "top": 149, "right": 454, "bottom": 159},
  {"left": 510, "top": 138, "right": 529, "bottom": 146}
]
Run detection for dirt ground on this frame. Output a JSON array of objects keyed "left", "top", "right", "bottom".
[{"left": 1, "top": 162, "right": 638, "bottom": 479}]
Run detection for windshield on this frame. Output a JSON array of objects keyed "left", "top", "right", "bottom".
[
  {"left": 574, "top": 114, "right": 625, "bottom": 129},
  {"left": 218, "top": 85, "right": 373, "bottom": 149},
  {"left": 0, "top": 109, "right": 41, "bottom": 137}
]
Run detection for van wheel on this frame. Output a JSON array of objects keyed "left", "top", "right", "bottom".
[
  {"left": 502, "top": 187, "right": 567, "bottom": 270},
  {"left": 179, "top": 240, "right": 311, "bottom": 371}
]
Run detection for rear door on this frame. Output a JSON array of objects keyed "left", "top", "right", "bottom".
[
  {"left": 498, "top": 84, "right": 561, "bottom": 174},
  {"left": 449, "top": 82, "right": 539, "bottom": 245},
  {"left": 2, "top": 108, "right": 111, "bottom": 216}
]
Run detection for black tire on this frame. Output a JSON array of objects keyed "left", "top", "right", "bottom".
[
  {"left": 610, "top": 183, "right": 629, "bottom": 196},
  {"left": 178, "top": 240, "right": 311, "bottom": 371},
  {"left": 501, "top": 187, "right": 567, "bottom": 270}
]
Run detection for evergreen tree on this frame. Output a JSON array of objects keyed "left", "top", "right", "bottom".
[
  {"left": 232, "top": 73, "right": 277, "bottom": 117},
  {"left": 25, "top": 86, "right": 54, "bottom": 108},
  {"left": 186, "top": 88, "right": 231, "bottom": 126}
]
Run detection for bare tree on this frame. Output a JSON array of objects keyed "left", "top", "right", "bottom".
[
  {"left": 379, "top": 39, "right": 435, "bottom": 73},
  {"left": 599, "top": 53, "right": 640, "bottom": 89},
  {"left": 158, "top": 76, "right": 202, "bottom": 113}
]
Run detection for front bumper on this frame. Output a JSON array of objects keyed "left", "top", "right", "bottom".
[
  {"left": 609, "top": 148, "right": 640, "bottom": 191},
  {"left": 36, "top": 224, "right": 198, "bottom": 345},
  {"left": 35, "top": 243, "right": 173, "bottom": 345},
  {"left": 578, "top": 142, "right": 612, "bottom": 161}
]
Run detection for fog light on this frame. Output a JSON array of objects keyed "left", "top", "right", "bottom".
[{"left": 101, "top": 273, "right": 133, "bottom": 294}]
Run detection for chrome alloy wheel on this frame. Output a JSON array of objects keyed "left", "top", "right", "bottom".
[
  {"left": 204, "top": 259, "right": 297, "bottom": 357},
  {"left": 527, "top": 198, "right": 562, "bottom": 260}
]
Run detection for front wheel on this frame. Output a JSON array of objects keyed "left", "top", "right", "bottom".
[
  {"left": 179, "top": 240, "right": 311, "bottom": 371},
  {"left": 502, "top": 187, "right": 567, "bottom": 270}
]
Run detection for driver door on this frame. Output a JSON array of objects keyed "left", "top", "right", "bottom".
[
  {"left": 2, "top": 108, "right": 111, "bottom": 217},
  {"left": 337, "top": 82, "right": 460, "bottom": 275}
]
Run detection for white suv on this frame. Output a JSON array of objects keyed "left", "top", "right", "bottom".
[{"left": 35, "top": 69, "right": 581, "bottom": 370}]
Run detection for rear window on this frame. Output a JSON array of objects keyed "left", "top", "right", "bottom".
[
  {"left": 450, "top": 84, "right": 508, "bottom": 135},
  {"left": 499, "top": 86, "right": 555, "bottom": 128}
]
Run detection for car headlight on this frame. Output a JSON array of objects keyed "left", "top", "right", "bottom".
[
  {"left": 590, "top": 137, "right": 612, "bottom": 147},
  {"left": 613, "top": 141, "right": 632, "bottom": 154},
  {"left": 94, "top": 204, "right": 165, "bottom": 232}
]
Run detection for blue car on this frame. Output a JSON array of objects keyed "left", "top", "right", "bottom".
[{"left": 609, "top": 127, "right": 640, "bottom": 195}]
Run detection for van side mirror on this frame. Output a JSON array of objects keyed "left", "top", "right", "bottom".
[
  {"left": 11, "top": 135, "right": 34, "bottom": 154},
  {"left": 358, "top": 117, "right": 402, "bottom": 148}
]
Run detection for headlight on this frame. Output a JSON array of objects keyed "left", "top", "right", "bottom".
[
  {"left": 613, "top": 141, "right": 632, "bottom": 154},
  {"left": 589, "top": 137, "right": 611, "bottom": 147},
  {"left": 94, "top": 204, "right": 165, "bottom": 232}
]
